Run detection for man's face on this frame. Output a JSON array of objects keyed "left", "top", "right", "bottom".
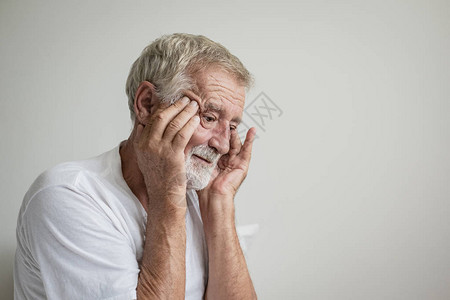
[{"left": 183, "top": 67, "right": 246, "bottom": 190}]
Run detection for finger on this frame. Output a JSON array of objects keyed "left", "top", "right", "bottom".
[
  {"left": 163, "top": 100, "right": 199, "bottom": 141},
  {"left": 228, "top": 130, "right": 242, "bottom": 156},
  {"left": 172, "top": 115, "right": 201, "bottom": 150},
  {"left": 239, "top": 127, "right": 256, "bottom": 161},
  {"left": 147, "top": 96, "right": 191, "bottom": 139},
  {"left": 150, "top": 96, "right": 178, "bottom": 115},
  {"left": 217, "top": 154, "right": 228, "bottom": 170}
]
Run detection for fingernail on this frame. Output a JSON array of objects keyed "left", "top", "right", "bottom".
[
  {"left": 189, "top": 101, "right": 198, "bottom": 107},
  {"left": 193, "top": 115, "right": 200, "bottom": 122},
  {"left": 182, "top": 97, "right": 190, "bottom": 104}
]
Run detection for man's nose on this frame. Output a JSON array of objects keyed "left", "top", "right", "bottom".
[{"left": 208, "top": 124, "right": 230, "bottom": 155}]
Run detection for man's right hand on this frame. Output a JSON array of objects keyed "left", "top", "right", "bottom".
[
  {"left": 133, "top": 96, "right": 200, "bottom": 209},
  {"left": 133, "top": 96, "right": 199, "bottom": 299}
]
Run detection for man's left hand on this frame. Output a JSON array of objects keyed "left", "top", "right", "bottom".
[{"left": 196, "top": 128, "right": 256, "bottom": 227}]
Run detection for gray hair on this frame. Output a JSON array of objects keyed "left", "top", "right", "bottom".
[{"left": 125, "top": 33, "right": 253, "bottom": 120}]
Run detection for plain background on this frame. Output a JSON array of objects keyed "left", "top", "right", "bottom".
[{"left": 1, "top": 0, "right": 449, "bottom": 299}]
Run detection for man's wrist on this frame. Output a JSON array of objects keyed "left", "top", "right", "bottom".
[
  {"left": 202, "top": 208, "right": 236, "bottom": 241},
  {"left": 147, "top": 188, "right": 188, "bottom": 209},
  {"left": 203, "top": 221, "right": 237, "bottom": 245}
]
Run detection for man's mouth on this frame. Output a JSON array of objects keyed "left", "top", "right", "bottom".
[{"left": 193, "top": 154, "right": 212, "bottom": 164}]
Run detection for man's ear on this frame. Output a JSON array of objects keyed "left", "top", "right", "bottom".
[{"left": 133, "top": 81, "right": 159, "bottom": 124}]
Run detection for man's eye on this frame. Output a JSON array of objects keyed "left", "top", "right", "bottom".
[
  {"left": 203, "top": 115, "right": 216, "bottom": 122},
  {"left": 230, "top": 126, "right": 237, "bottom": 131}
]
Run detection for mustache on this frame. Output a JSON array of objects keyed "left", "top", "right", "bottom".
[{"left": 190, "top": 145, "right": 220, "bottom": 163}]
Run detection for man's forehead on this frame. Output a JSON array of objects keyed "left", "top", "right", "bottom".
[{"left": 192, "top": 68, "right": 246, "bottom": 102}]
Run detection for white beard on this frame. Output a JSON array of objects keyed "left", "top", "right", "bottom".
[{"left": 185, "top": 145, "right": 220, "bottom": 190}]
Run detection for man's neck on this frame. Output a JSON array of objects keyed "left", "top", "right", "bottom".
[{"left": 119, "top": 139, "right": 149, "bottom": 212}]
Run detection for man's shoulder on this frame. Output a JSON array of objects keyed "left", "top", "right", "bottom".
[
  {"left": 22, "top": 147, "right": 120, "bottom": 207},
  {"left": 35, "top": 148, "right": 116, "bottom": 189},
  {"left": 35, "top": 160, "right": 90, "bottom": 188}
]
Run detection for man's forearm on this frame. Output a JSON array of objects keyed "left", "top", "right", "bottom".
[
  {"left": 202, "top": 199, "right": 257, "bottom": 300},
  {"left": 137, "top": 202, "right": 187, "bottom": 299}
]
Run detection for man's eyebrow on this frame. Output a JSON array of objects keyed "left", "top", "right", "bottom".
[
  {"left": 203, "top": 101, "right": 242, "bottom": 125},
  {"left": 233, "top": 116, "right": 242, "bottom": 125},
  {"left": 204, "top": 101, "right": 222, "bottom": 112}
]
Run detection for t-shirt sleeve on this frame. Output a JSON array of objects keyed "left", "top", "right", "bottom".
[{"left": 20, "top": 185, "right": 139, "bottom": 300}]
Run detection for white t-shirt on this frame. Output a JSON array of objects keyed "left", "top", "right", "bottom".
[{"left": 14, "top": 146, "right": 208, "bottom": 300}]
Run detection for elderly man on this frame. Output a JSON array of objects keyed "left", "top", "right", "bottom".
[{"left": 14, "top": 33, "right": 257, "bottom": 299}]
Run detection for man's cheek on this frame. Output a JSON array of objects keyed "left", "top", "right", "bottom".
[{"left": 184, "top": 129, "right": 211, "bottom": 155}]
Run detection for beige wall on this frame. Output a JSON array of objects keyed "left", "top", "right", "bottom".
[{"left": 1, "top": 0, "right": 449, "bottom": 299}]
